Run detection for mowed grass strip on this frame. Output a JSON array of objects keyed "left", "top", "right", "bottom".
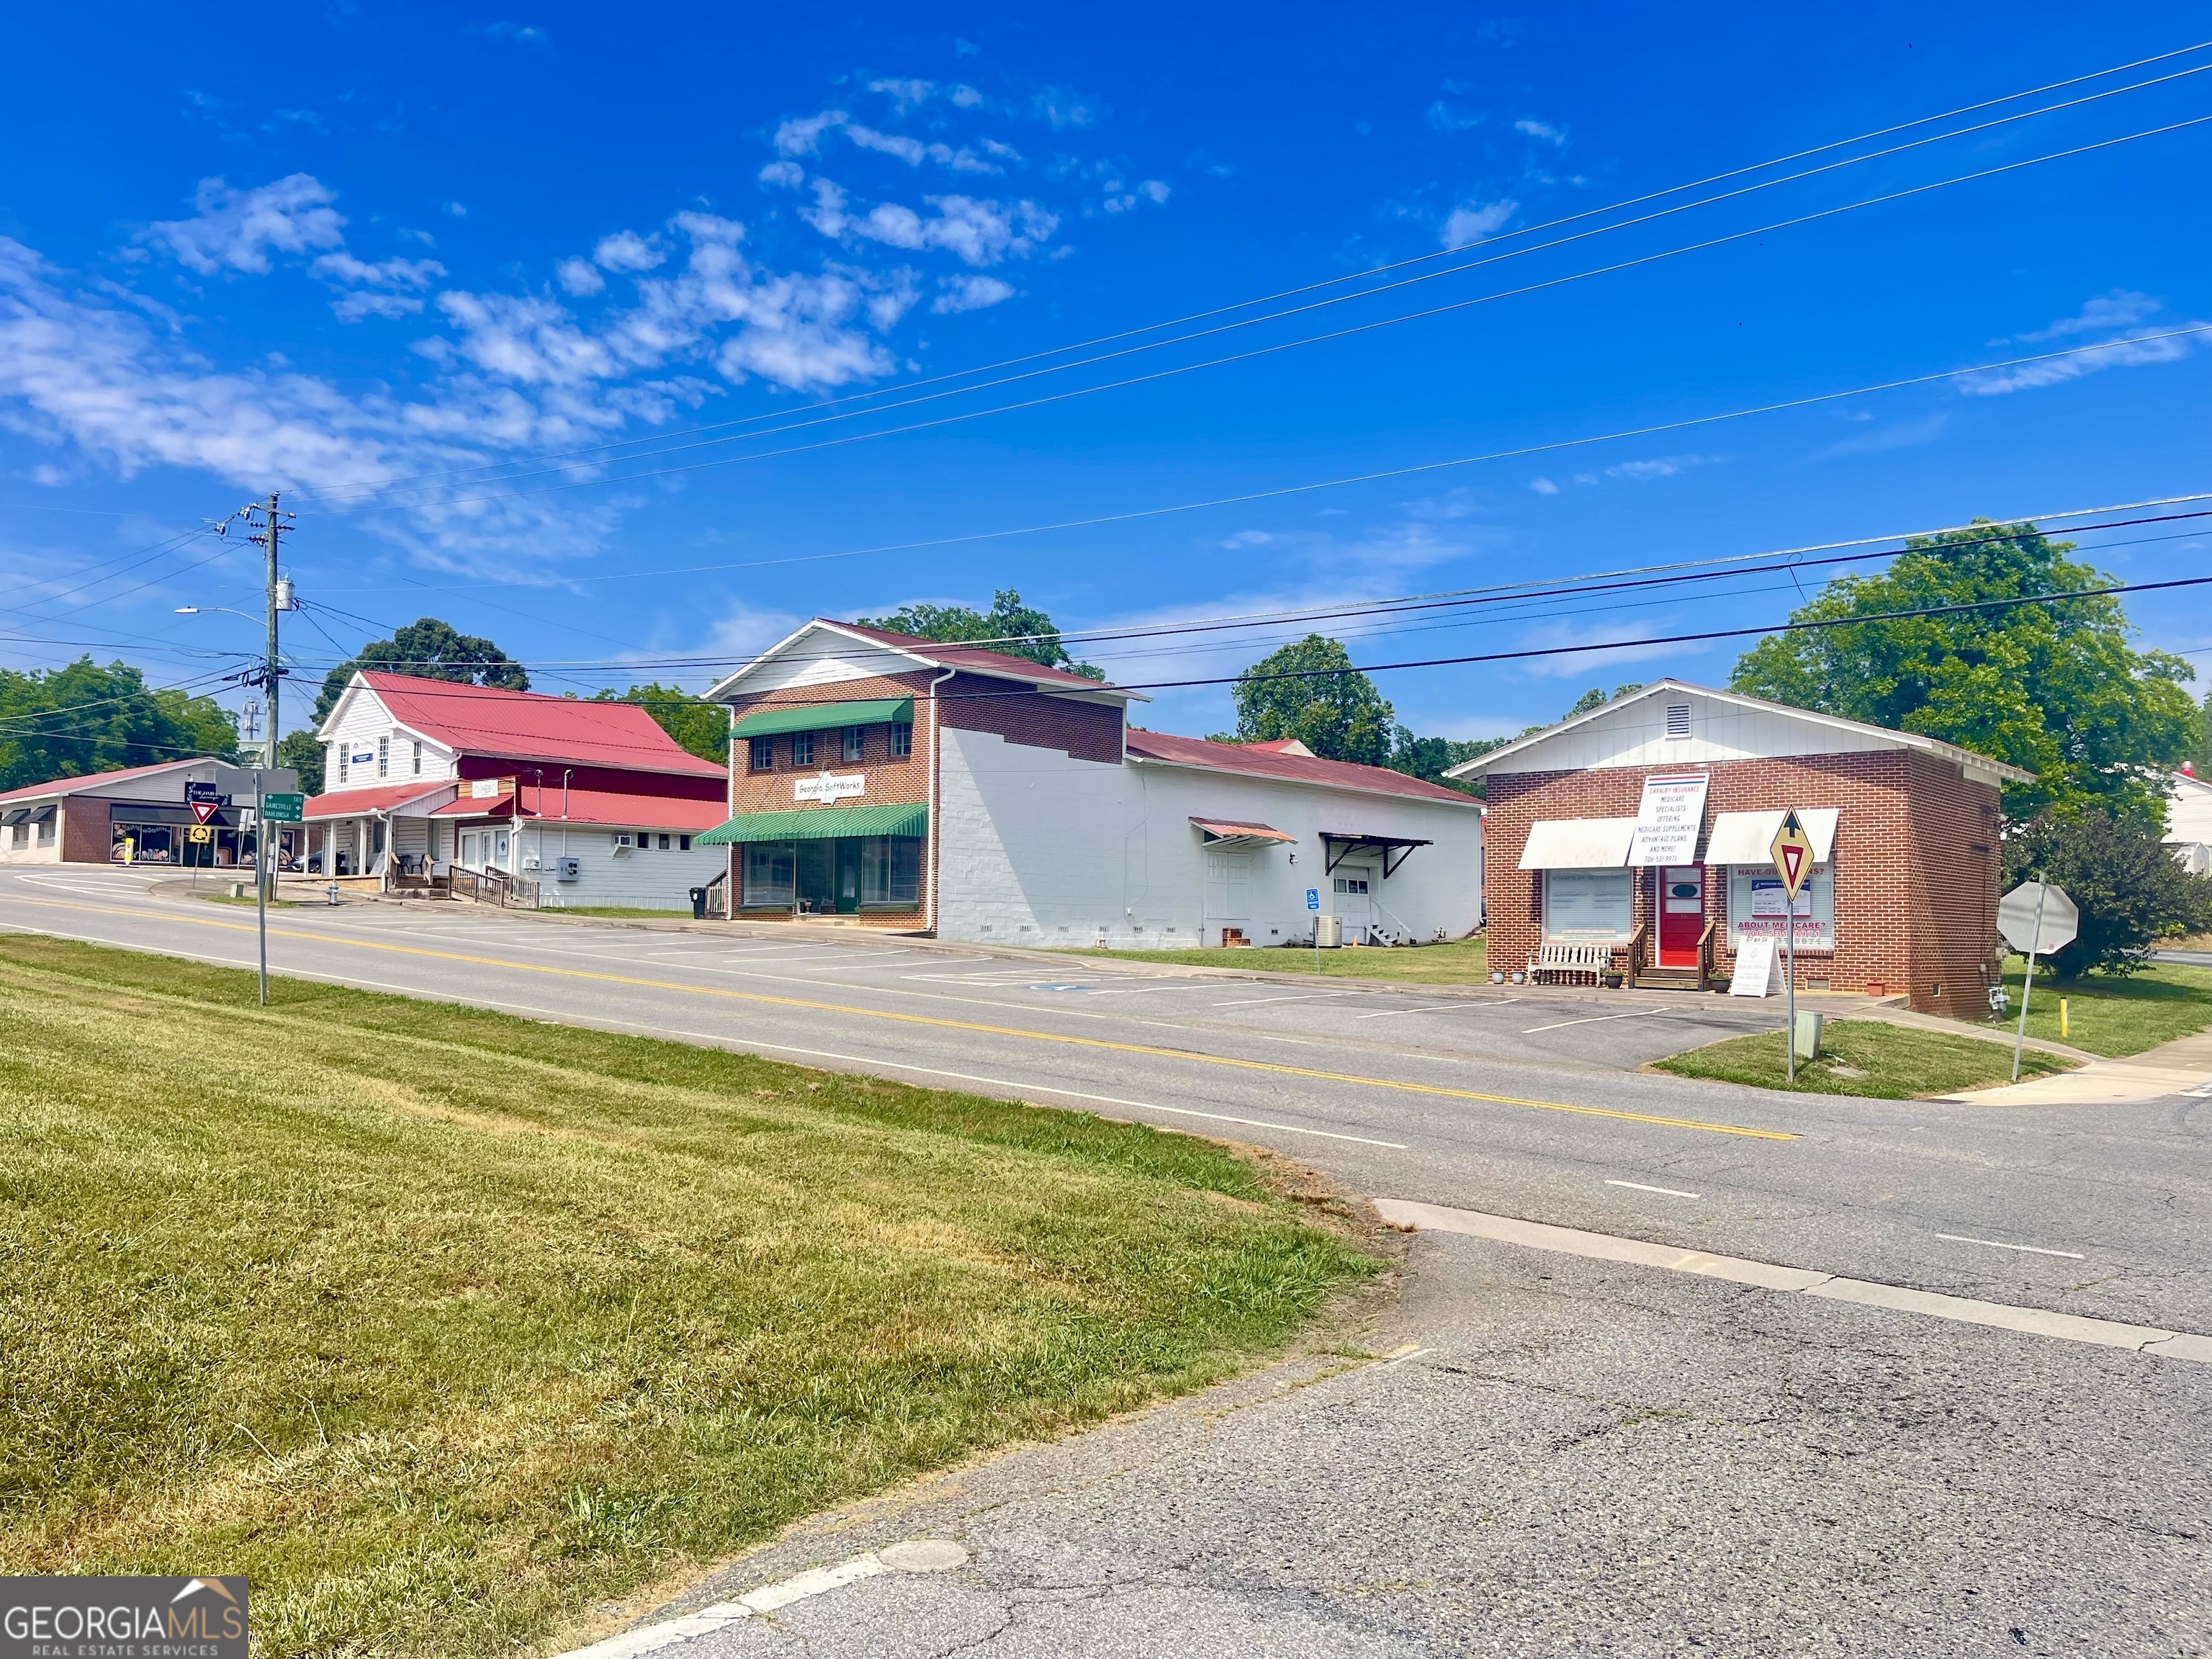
[
  {"left": 1977, "top": 958, "right": 2212, "bottom": 1057},
  {"left": 1650, "top": 1019, "right": 2076, "bottom": 1099},
  {"left": 1064, "top": 934, "right": 1491, "bottom": 984},
  {"left": 0, "top": 935, "right": 1376, "bottom": 1659}
]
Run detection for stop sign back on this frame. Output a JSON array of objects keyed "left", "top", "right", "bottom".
[{"left": 1998, "top": 881, "right": 2079, "bottom": 956}]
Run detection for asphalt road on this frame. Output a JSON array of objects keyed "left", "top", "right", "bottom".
[{"left": 7, "top": 867, "right": 2209, "bottom": 1655}]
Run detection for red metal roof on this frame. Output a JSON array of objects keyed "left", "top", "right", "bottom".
[
  {"left": 304, "top": 781, "right": 453, "bottom": 818},
  {"left": 350, "top": 672, "right": 724, "bottom": 778},
  {"left": 1126, "top": 729, "right": 1479, "bottom": 805},
  {"left": 828, "top": 620, "right": 1133, "bottom": 692},
  {"left": 1190, "top": 816, "right": 1298, "bottom": 843},
  {"left": 0, "top": 757, "right": 213, "bottom": 804},
  {"left": 431, "top": 786, "right": 729, "bottom": 831}
]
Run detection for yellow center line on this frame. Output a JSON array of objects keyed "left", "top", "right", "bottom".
[{"left": 7, "top": 896, "right": 1799, "bottom": 1141}]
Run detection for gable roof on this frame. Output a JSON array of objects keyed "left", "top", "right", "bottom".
[
  {"left": 707, "top": 618, "right": 1146, "bottom": 702},
  {"left": 1442, "top": 677, "right": 2035, "bottom": 784},
  {"left": 330, "top": 672, "right": 724, "bottom": 778},
  {"left": 0, "top": 757, "right": 217, "bottom": 805},
  {"left": 1125, "top": 729, "right": 1480, "bottom": 806}
]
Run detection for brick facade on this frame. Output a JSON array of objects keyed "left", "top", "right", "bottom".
[
  {"left": 1485, "top": 750, "right": 2004, "bottom": 1012},
  {"left": 60, "top": 799, "right": 108, "bottom": 864},
  {"left": 721, "top": 670, "right": 1125, "bottom": 930}
]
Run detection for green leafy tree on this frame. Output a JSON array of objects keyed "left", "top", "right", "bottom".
[
  {"left": 311, "top": 618, "right": 531, "bottom": 727},
  {"left": 1559, "top": 683, "right": 1645, "bottom": 721},
  {"left": 857, "top": 589, "right": 1105, "bottom": 680},
  {"left": 2190, "top": 688, "right": 2212, "bottom": 776},
  {"left": 276, "top": 729, "right": 325, "bottom": 795},
  {"left": 595, "top": 682, "right": 727, "bottom": 763},
  {"left": 2002, "top": 811, "right": 2212, "bottom": 977},
  {"left": 1217, "top": 634, "right": 1395, "bottom": 766},
  {"left": 1388, "top": 730, "right": 1506, "bottom": 794},
  {"left": 1730, "top": 521, "right": 2195, "bottom": 823},
  {"left": 0, "top": 657, "right": 238, "bottom": 791}
]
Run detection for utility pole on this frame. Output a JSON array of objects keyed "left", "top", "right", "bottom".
[{"left": 236, "top": 493, "right": 295, "bottom": 1004}]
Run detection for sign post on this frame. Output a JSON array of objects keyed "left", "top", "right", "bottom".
[
  {"left": 1998, "top": 878, "right": 2080, "bottom": 1082},
  {"left": 1769, "top": 809, "right": 1814, "bottom": 1082},
  {"left": 1306, "top": 886, "right": 1321, "bottom": 966}
]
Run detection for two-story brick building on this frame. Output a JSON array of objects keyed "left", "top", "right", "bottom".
[
  {"left": 703, "top": 619, "right": 1485, "bottom": 945},
  {"left": 1447, "top": 678, "right": 2033, "bottom": 1012}
]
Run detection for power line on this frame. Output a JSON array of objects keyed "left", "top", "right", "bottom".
[{"left": 291, "top": 43, "right": 2212, "bottom": 503}]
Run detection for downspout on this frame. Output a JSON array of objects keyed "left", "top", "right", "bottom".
[
  {"left": 725, "top": 704, "right": 737, "bottom": 917},
  {"left": 924, "top": 667, "right": 955, "bottom": 935}
]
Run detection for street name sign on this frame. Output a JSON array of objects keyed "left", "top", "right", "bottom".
[
  {"left": 1769, "top": 809, "right": 1814, "bottom": 898},
  {"left": 1999, "top": 881, "right": 2078, "bottom": 956},
  {"left": 261, "top": 792, "right": 305, "bottom": 823}
]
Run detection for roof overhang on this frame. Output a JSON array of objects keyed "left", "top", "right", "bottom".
[
  {"left": 706, "top": 619, "right": 1145, "bottom": 706},
  {"left": 1704, "top": 807, "right": 1840, "bottom": 865},
  {"left": 1519, "top": 817, "right": 1637, "bottom": 871},
  {"left": 1190, "top": 816, "right": 1297, "bottom": 849},
  {"left": 1321, "top": 830, "right": 1431, "bottom": 878},
  {"left": 1128, "top": 750, "right": 1483, "bottom": 809}
]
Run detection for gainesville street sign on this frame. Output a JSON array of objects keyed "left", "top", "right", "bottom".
[{"left": 260, "top": 792, "right": 305, "bottom": 823}]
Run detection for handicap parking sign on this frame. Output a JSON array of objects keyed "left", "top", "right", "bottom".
[{"left": 1305, "top": 887, "right": 1320, "bottom": 911}]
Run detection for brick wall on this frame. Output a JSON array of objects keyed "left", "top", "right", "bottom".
[
  {"left": 454, "top": 757, "right": 724, "bottom": 802},
  {"left": 60, "top": 799, "right": 109, "bottom": 864},
  {"left": 1485, "top": 750, "right": 2002, "bottom": 1012},
  {"left": 939, "top": 671, "right": 1124, "bottom": 764}
]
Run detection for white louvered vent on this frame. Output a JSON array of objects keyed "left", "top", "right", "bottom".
[{"left": 1664, "top": 703, "right": 1692, "bottom": 739}]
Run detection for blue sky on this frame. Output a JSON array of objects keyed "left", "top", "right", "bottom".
[{"left": 3, "top": 1, "right": 2208, "bottom": 747}]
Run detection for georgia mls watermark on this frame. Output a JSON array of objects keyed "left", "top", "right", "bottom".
[{"left": 1, "top": 1577, "right": 246, "bottom": 1659}]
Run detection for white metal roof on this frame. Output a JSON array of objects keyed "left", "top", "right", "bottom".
[
  {"left": 1704, "top": 807, "right": 1840, "bottom": 864},
  {"left": 1519, "top": 817, "right": 1637, "bottom": 870}
]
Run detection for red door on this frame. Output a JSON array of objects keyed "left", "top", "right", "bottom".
[{"left": 1658, "top": 866, "right": 1704, "bottom": 967}]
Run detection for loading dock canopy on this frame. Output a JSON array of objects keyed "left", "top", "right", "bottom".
[
  {"left": 731, "top": 698, "right": 914, "bottom": 739},
  {"left": 696, "top": 802, "right": 928, "bottom": 844},
  {"left": 1190, "top": 816, "right": 1297, "bottom": 848},
  {"left": 1321, "top": 830, "right": 1431, "bottom": 878},
  {"left": 1704, "top": 807, "right": 1839, "bottom": 864},
  {"left": 1519, "top": 817, "right": 1637, "bottom": 870}
]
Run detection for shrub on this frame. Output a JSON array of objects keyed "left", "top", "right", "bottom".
[{"left": 2002, "top": 810, "right": 2212, "bottom": 977}]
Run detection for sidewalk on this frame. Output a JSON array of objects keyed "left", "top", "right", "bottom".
[{"left": 1932, "top": 1025, "right": 2212, "bottom": 1105}]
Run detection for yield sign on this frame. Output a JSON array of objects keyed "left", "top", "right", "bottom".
[
  {"left": 191, "top": 800, "right": 220, "bottom": 824},
  {"left": 1769, "top": 809, "right": 1813, "bottom": 898}
]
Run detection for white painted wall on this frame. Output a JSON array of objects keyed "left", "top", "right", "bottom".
[
  {"left": 938, "top": 727, "right": 1484, "bottom": 949},
  {"left": 318, "top": 681, "right": 458, "bottom": 793},
  {"left": 521, "top": 821, "right": 725, "bottom": 909}
]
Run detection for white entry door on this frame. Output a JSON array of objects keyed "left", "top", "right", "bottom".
[
  {"left": 1332, "top": 866, "right": 1375, "bottom": 943},
  {"left": 1205, "top": 849, "right": 1252, "bottom": 943}
]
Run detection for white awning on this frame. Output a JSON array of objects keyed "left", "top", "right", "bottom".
[
  {"left": 1704, "top": 807, "right": 1839, "bottom": 865},
  {"left": 1519, "top": 816, "right": 1637, "bottom": 871}
]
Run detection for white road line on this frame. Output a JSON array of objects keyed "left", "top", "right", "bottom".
[
  {"left": 1935, "top": 1233, "right": 2087, "bottom": 1259},
  {"left": 1210, "top": 992, "right": 1354, "bottom": 1007},
  {"left": 1523, "top": 1007, "right": 1681, "bottom": 1034},
  {"left": 1355, "top": 1001, "right": 1506, "bottom": 1019},
  {"left": 1377, "top": 1199, "right": 2212, "bottom": 1364},
  {"left": 1606, "top": 1179, "right": 1702, "bottom": 1198}
]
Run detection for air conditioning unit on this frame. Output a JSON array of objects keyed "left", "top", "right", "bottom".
[
  {"left": 1313, "top": 914, "right": 1344, "bottom": 948},
  {"left": 555, "top": 856, "right": 581, "bottom": 882}
]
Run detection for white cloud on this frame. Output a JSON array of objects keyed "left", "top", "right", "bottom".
[
  {"left": 806, "top": 187, "right": 1056, "bottom": 266},
  {"left": 949, "top": 84, "right": 984, "bottom": 107},
  {"left": 757, "top": 160, "right": 805, "bottom": 189},
  {"left": 1426, "top": 100, "right": 1483, "bottom": 134},
  {"left": 1603, "top": 454, "right": 1709, "bottom": 481},
  {"left": 555, "top": 256, "right": 604, "bottom": 296},
  {"left": 1440, "top": 198, "right": 1516, "bottom": 250},
  {"left": 1958, "top": 292, "right": 2201, "bottom": 395},
  {"left": 1138, "top": 179, "right": 1171, "bottom": 204},
  {"left": 1528, "top": 476, "right": 1559, "bottom": 494},
  {"left": 775, "top": 109, "right": 846, "bottom": 157},
  {"left": 1514, "top": 117, "right": 1566, "bottom": 145},
  {"left": 142, "top": 174, "right": 346, "bottom": 275},
  {"left": 845, "top": 124, "right": 1000, "bottom": 174},
  {"left": 1514, "top": 621, "right": 1678, "bottom": 678},
  {"left": 867, "top": 78, "right": 935, "bottom": 109},
  {"left": 593, "top": 230, "right": 665, "bottom": 273},
  {"left": 932, "top": 274, "right": 1014, "bottom": 313}
]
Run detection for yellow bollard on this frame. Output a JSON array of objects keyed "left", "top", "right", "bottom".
[{"left": 2060, "top": 998, "right": 2069, "bottom": 1039}]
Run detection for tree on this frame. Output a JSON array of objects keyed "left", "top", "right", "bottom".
[
  {"left": 2002, "top": 811, "right": 2212, "bottom": 978},
  {"left": 1730, "top": 521, "right": 2194, "bottom": 823},
  {"left": 311, "top": 618, "right": 530, "bottom": 727},
  {"left": 1218, "top": 634, "right": 1395, "bottom": 766},
  {"left": 276, "top": 729, "right": 325, "bottom": 795},
  {"left": 1388, "top": 730, "right": 1504, "bottom": 794},
  {"left": 0, "top": 657, "right": 237, "bottom": 791},
  {"left": 595, "top": 683, "right": 726, "bottom": 763},
  {"left": 1560, "top": 683, "right": 1645, "bottom": 721},
  {"left": 857, "top": 589, "right": 1105, "bottom": 680}
]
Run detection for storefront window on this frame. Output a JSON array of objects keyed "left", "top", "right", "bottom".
[
  {"left": 1727, "top": 864, "right": 1835, "bottom": 951},
  {"left": 860, "top": 835, "right": 920, "bottom": 907},
  {"left": 1542, "top": 868, "right": 1635, "bottom": 942},
  {"left": 744, "top": 840, "right": 796, "bottom": 907}
]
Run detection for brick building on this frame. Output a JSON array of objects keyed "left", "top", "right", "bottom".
[
  {"left": 703, "top": 619, "right": 1485, "bottom": 945},
  {"left": 1447, "top": 679, "right": 2032, "bottom": 1012},
  {"left": 0, "top": 757, "right": 271, "bottom": 868}
]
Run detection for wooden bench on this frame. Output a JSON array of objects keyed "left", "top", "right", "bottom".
[{"left": 1527, "top": 941, "right": 1614, "bottom": 985}]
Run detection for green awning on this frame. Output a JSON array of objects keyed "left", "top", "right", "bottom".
[
  {"left": 696, "top": 802, "right": 928, "bottom": 845},
  {"left": 732, "top": 698, "right": 913, "bottom": 739}
]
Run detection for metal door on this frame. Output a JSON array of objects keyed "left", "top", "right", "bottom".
[{"left": 1332, "top": 866, "right": 1375, "bottom": 944}]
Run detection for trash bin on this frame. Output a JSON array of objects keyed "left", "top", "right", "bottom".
[{"left": 688, "top": 885, "right": 709, "bottom": 920}]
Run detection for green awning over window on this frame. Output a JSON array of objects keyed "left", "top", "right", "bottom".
[
  {"left": 731, "top": 698, "right": 913, "bottom": 739},
  {"left": 695, "top": 802, "right": 928, "bottom": 845}
]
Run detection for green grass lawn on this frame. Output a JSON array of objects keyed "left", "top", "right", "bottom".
[
  {"left": 0, "top": 937, "right": 1376, "bottom": 1659},
  {"left": 1954, "top": 958, "right": 2212, "bottom": 1058},
  {"left": 1061, "top": 933, "right": 1491, "bottom": 984},
  {"left": 1651, "top": 1018, "right": 2077, "bottom": 1099}
]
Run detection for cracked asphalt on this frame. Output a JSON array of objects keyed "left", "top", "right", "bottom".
[{"left": 4, "top": 868, "right": 2208, "bottom": 1655}]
